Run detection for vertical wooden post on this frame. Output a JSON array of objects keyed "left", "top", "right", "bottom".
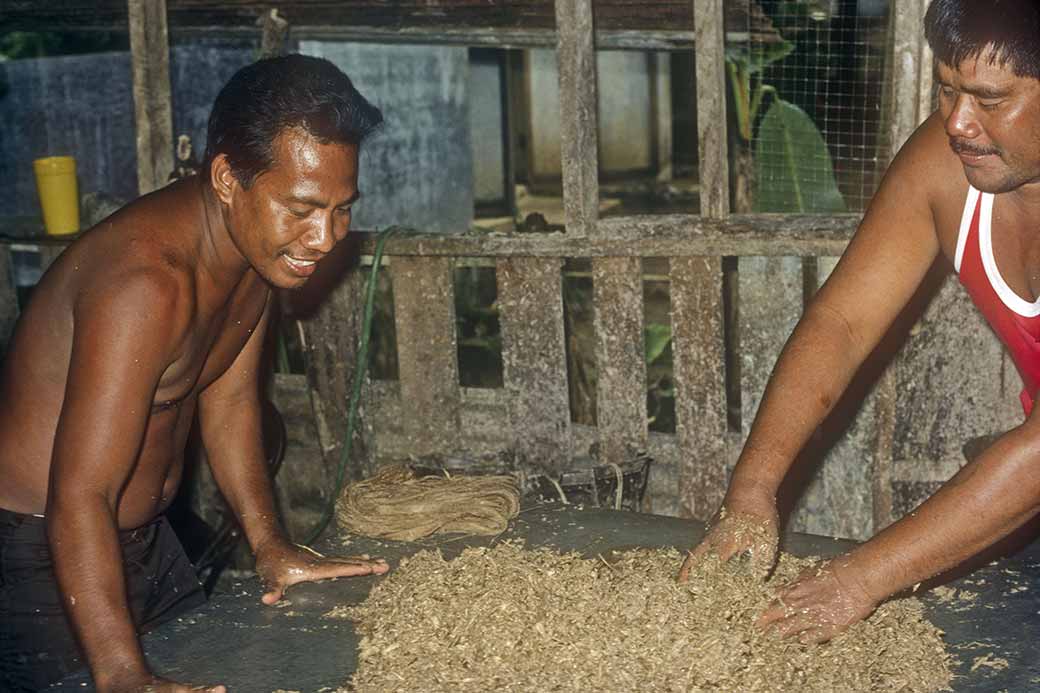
[
  {"left": 874, "top": 0, "right": 932, "bottom": 531},
  {"left": 554, "top": 0, "right": 599, "bottom": 236},
  {"left": 0, "top": 246, "right": 18, "bottom": 351},
  {"left": 653, "top": 52, "right": 674, "bottom": 182},
  {"left": 390, "top": 256, "right": 462, "bottom": 458},
  {"left": 128, "top": 0, "right": 174, "bottom": 196},
  {"left": 888, "top": 0, "right": 932, "bottom": 157},
  {"left": 498, "top": 257, "right": 572, "bottom": 474},
  {"left": 671, "top": 257, "right": 728, "bottom": 520},
  {"left": 300, "top": 266, "right": 369, "bottom": 483},
  {"left": 593, "top": 257, "right": 648, "bottom": 467},
  {"left": 258, "top": 9, "right": 290, "bottom": 59},
  {"left": 915, "top": 0, "right": 935, "bottom": 124},
  {"left": 693, "top": 0, "right": 730, "bottom": 219}
]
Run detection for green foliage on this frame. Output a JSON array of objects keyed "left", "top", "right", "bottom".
[
  {"left": 753, "top": 98, "right": 847, "bottom": 213},
  {"left": 724, "top": 1, "right": 847, "bottom": 214},
  {"left": 644, "top": 323, "right": 672, "bottom": 368},
  {"left": 0, "top": 31, "right": 128, "bottom": 61}
]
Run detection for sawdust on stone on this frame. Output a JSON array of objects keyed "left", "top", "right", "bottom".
[{"left": 327, "top": 542, "right": 952, "bottom": 692}]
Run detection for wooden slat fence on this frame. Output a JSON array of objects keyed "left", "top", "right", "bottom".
[{"left": 0, "top": 0, "right": 1024, "bottom": 540}]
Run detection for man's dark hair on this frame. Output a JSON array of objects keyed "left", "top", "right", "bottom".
[
  {"left": 924, "top": 0, "right": 1040, "bottom": 80},
  {"left": 203, "top": 54, "right": 383, "bottom": 187}
]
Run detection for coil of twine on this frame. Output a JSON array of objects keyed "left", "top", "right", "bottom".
[{"left": 336, "top": 464, "right": 521, "bottom": 541}]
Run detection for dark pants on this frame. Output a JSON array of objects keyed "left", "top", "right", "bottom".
[{"left": 0, "top": 507, "right": 206, "bottom": 692}]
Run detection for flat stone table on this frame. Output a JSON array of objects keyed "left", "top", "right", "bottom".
[{"left": 53, "top": 504, "right": 1040, "bottom": 691}]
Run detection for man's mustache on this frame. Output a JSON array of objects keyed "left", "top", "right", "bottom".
[{"left": 949, "top": 138, "right": 999, "bottom": 157}]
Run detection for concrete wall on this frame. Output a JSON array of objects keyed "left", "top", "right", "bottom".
[
  {"left": 470, "top": 49, "right": 507, "bottom": 206},
  {"left": 0, "top": 43, "right": 254, "bottom": 219},
  {"left": 526, "top": 49, "right": 656, "bottom": 181},
  {"left": 300, "top": 42, "right": 473, "bottom": 233}
]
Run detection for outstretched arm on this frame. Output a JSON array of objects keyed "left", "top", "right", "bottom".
[
  {"left": 47, "top": 272, "right": 223, "bottom": 693},
  {"left": 760, "top": 416, "right": 1040, "bottom": 643},
  {"left": 681, "top": 115, "right": 948, "bottom": 580},
  {"left": 198, "top": 295, "right": 386, "bottom": 605}
]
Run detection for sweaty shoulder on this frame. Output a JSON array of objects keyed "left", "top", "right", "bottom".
[
  {"left": 73, "top": 261, "right": 193, "bottom": 354},
  {"left": 69, "top": 209, "right": 198, "bottom": 360},
  {"left": 881, "top": 112, "right": 971, "bottom": 254}
]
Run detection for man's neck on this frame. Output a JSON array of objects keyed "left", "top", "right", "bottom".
[
  {"left": 197, "top": 178, "right": 252, "bottom": 294},
  {"left": 1002, "top": 179, "right": 1040, "bottom": 215}
]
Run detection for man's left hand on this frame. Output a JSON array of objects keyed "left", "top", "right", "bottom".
[
  {"left": 253, "top": 540, "right": 390, "bottom": 605},
  {"left": 756, "top": 558, "right": 877, "bottom": 644}
]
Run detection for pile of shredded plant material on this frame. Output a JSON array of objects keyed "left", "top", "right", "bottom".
[
  {"left": 329, "top": 542, "right": 952, "bottom": 692},
  {"left": 335, "top": 464, "right": 520, "bottom": 541}
]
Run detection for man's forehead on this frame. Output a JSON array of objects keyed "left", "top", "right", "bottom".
[{"left": 936, "top": 50, "right": 1020, "bottom": 89}]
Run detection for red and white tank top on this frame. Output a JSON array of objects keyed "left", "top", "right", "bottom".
[{"left": 955, "top": 186, "right": 1040, "bottom": 416}]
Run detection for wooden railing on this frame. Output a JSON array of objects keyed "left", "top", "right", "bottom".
[{"left": 1, "top": 0, "right": 1018, "bottom": 541}]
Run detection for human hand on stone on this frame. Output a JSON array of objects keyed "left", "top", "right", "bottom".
[
  {"left": 678, "top": 502, "right": 779, "bottom": 582},
  {"left": 254, "top": 539, "right": 389, "bottom": 605},
  {"left": 756, "top": 557, "right": 878, "bottom": 644}
]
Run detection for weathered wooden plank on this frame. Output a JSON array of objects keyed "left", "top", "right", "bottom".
[
  {"left": 497, "top": 257, "right": 572, "bottom": 474},
  {"left": 0, "top": 246, "right": 18, "bottom": 351},
  {"left": 693, "top": 0, "right": 729, "bottom": 218},
  {"left": 352, "top": 215, "right": 860, "bottom": 259},
  {"left": 293, "top": 246, "right": 370, "bottom": 483},
  {"left": 128, "top": 0, "right": 174, "bottom": 195},
  {"left": 872, "top": 366, "right": 896, "bottom": 533},
  {"left": 554, "top": 0, "right": 599, "bottom": 236},
  {"left": 915, "top": 0, "right": 934, "bottom": 123},
  {"left": 592, "top": 257, "right": 648, "bottom": 466},
  {"left": 670, "top": 256, "right": 727, "bottom": 520},
  {"left": 794, "top": 256, "right": 876, "bottom": 540},
  {"left": 389, "top": 256, "right": 462, "bottom": 458},
  {"left": 179, "top": 26, "right": 757, "bottom": 50},
  {"left": 257, "top": 7, "right": 290, "bottom": 58},
  {"left": 653, "top": 51, "right": 673, "bottom": 182},
  {"left": 888, "top": 0, "right": 930, "bottom": 157},
  {"left": 4, "top": 1, "right": 782, "bottom": 36},
  {"left": 2, "top": 213, "right": 861, "bottom": 259},
  {"left": 890, "top": 275, "right": 1021, "bottom": 469}
]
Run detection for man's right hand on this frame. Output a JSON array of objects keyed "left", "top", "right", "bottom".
[{"left": 677, "top": 501, "right": 779, "bottom": 582}]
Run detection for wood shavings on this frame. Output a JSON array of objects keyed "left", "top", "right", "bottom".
[
  {"left": 335, "top": 465, "right": 520, "bottom": 541},
  {"left": 970, "top": 653, "right": 1010, "bottom": 672},
  {"left": 328, "top": 542, "right": 952, "bottom": 692}
]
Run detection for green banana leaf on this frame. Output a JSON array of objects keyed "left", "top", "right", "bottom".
[
  {"left": 753, "top": 97, "right": 847, "bottom": 213},
  {"left": 644, "top": 323, "right": 672, "bottom": 367}
]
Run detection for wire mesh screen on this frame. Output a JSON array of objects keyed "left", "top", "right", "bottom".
[{"left": 731, "top": 0, "right": 891, "bottom": 213}]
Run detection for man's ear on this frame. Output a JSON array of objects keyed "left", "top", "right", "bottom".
[{"left": 210, "top": 154, "right": 238, "bottom": 205}]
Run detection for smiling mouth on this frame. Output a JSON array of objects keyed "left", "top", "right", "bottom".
[{"left": 283, "top": 255, "right": 319, "bottom": 272}]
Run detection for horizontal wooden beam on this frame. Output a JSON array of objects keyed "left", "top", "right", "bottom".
[
  {"left": 3, "top": 0, "right": 781, "bottom": 44},
  {"left": 1, "top": 214, "right": 862, "bottom": 258},
  {"left": 351, "top": 214, "right": 861, "bottom": 259}
]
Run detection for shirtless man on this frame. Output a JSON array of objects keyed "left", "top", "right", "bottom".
[
  {"left": 680, "top": 0, "right": 1040, "bottom": 643},
  {"left": 0, "top": 54, "right": 389, "bottom": 692}
]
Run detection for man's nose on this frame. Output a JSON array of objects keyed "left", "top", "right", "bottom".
[
  {"left": 303, "top": 215, "right": 338, "bottom": 253},
  {"left": 944, "top": 94, "right": 981, "bottom": 140}
]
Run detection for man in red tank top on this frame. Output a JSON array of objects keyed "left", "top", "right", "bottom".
[{"left": 681, "top": 0, "right": 1040, "bottom": 644}]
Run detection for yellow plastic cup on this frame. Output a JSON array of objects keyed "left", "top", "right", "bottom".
[{"left": 33, "top": 156, "right": 80, "bottom": 236}]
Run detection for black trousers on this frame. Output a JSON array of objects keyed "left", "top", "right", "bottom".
[{"left": 0, "top": 507, "right": 206, "bottom": 692}]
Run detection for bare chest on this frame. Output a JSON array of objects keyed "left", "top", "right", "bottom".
[{"left": 154, "top": 284, "right": 269, "bottom": 406}]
